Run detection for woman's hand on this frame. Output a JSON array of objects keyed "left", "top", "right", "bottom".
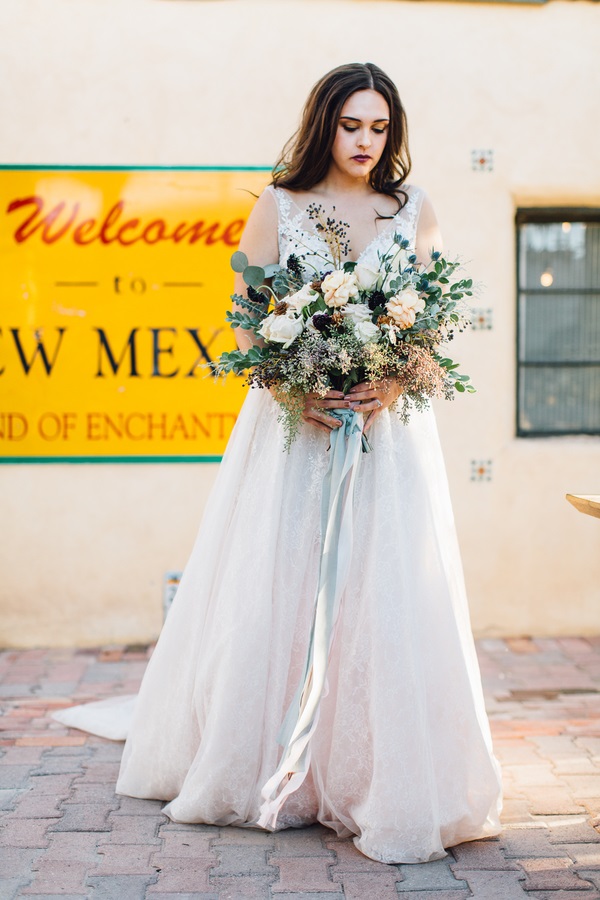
[
  {"left": 301, "top": 389, "right": 349, "bottom": 434},
  {"left": 345, "top": 378, "right": 403, "bottom": 432}
]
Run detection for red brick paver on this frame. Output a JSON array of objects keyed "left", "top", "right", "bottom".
[{"left": 1, "top": 637, "right": 600, "bottom": 897}]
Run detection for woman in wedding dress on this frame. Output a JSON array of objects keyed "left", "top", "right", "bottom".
[{"left": 56, "top": 62, "right": 502, "bottom": 864}]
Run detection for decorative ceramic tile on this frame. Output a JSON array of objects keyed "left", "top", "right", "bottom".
[
  {"left": 471, "top": 307, "right": 494, "bottom": 330},
  {"left": 470, "top": 459, "right": 493, "bottom": 482},
  {"left": 471, "top": 149, "right": 494, "bottom": 172},
  {"left": 163, "top": 570, "right": 182, "bottom": 619}
]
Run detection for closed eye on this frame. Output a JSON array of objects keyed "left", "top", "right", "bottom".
[{"left": 341, "top": 125, "right": 388, "bottom": 134}]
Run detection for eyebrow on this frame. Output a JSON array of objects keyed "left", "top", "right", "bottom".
[{"left": 339, "top": 116, "right": 389, "bottom": 123}]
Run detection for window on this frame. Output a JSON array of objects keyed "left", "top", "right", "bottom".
[{"left": 516, "top": 208, "right": 600, "bottom": 436}]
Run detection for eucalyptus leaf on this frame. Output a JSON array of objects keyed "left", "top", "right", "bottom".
[
  {"left": 263, "top": 263, "right": 281, "bottom": 278},
  {"left": 230, "top": 250, "right": 248, "bottom": 273},
  {"left": 243, "top": 265, "right": 266, "bottom": 287}
]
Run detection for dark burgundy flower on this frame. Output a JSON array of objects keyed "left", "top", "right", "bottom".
[
  {"left": 368, "top": 290, "right": 387, "bottom": 311},
  {"left": 312, "top": 313, "right": 333, "bottom": 332}
]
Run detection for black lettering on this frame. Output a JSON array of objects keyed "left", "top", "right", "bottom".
[{"left": 95, "top": 328, "right": 140, "bottom": 377}]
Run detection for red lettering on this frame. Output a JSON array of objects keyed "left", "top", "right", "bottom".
[
  {"left": 72, "top": 218, "right": 97, "bottom": 245},
  {"left": 222, "top": 219, "right": 245, "bottom": 246},
  {"left": 38, "top": 412, "right": 62, "bottom": 440},
  {"left": 190, "top": 414, "right": 210, "bottom": 439},
  {"left": 87, "top": 412, "right": 102, "bottom": 440},
  {"left": 99, "top": 202, "right": 125, "bottom": 244},
  {"left": 147, "top": 413, "right": 167, "bottom": 439},
  {"left": 124, "top": 413, "right": 145, "bottom": 441},
  {"left": 103, "top": 414, "right": 123, "bottom": 439},
  {"left": 171, "top": 221, "right": 221, "bottom": 245},
  {"left": 7, "top": 196, "right": 80, "bottom": 244},
  {"left": 167, "top": 414, "right": 190, "bottom": 440},
  {"left": 116, "top": 219, "right": 141, "bottom": 245},
  {"left": 142, "top": 219, "right": 168, "bottom": 244},
  {"left": 6, "top": 195, "right": 247, "bottom": 248},
  {"left": 0, "top": 412, "right": 28, "bottom": 440}
]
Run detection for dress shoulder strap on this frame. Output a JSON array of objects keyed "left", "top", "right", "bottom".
[
  {"left": 263, "top": 184, "right": 295, "bottom": 232},
  {"left": 393, "top": 185, "right": 425, "bottom": 249}
]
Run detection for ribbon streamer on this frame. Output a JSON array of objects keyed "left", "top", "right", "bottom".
[{"left": 257, "top": 409, "right": 369, "bottom": 829}]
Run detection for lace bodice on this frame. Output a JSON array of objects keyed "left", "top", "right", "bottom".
[{"left": 266, "top": 183, "right": 424, "bottom": 281}]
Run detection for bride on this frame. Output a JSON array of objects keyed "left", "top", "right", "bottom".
[{"left": 55, "top": 62, "right": 502, "bottom": 865}]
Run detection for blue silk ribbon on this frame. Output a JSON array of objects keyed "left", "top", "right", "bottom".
[{"left": 257, "top": 409, "right": 370, "bottom": 828}]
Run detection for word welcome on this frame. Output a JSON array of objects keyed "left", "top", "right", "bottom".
[{"left": 6, "top": 196, "right": 245, "bottom": 248}]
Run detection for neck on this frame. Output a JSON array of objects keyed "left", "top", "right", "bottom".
[{"left": 317, "top": 165, "right": 373, "bottom": 198}]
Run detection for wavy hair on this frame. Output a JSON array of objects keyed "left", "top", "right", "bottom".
[{"left": 272, "top": 63, "right": 411, "bottom": 213}]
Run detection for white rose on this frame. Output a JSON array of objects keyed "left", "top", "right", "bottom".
[
  {"left": 354, "top": 319, "right": 380, "bottom": 344},
  {"left": 321, "top": 270, "right": 359, "bottom": 308},
  {"left": 287, "top": 283, "right": 317, "bottom": 312},
  {"left": 258, "top": 311, "right": 304, "bottom": 348},
  {"left": 342, "top": 302, "right": 372, "bottom": 324},
  {"left": 386, "top": 287, "right": 425, "bottom": 330},
  {"left": 354, "top": 263, "right": 380, "bottom": 292}
]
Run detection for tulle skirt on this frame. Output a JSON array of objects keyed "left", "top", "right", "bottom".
[{"left": 68, "top": 387, "right": 503, "bottom": 863}]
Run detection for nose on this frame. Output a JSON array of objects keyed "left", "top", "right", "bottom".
[{"left": 357, "top": 128, "right": 371, "bottom": 150}]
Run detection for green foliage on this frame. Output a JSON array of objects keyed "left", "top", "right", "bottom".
[
  {"left": 225, "top": 310, "right": 261, "bottom": 331},
  {"left": 243, "top": 265, "right": 266, "bottom": 287},
  {"left": 230, "top": 292, "right": 268, "bottom": 317},
  {"left": 230, "top": 250, "right": 248, "bottom": 272}
]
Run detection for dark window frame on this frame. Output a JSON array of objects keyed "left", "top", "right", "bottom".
[{"left": 516, "top": 207, "right": 600, "bottom": 438}]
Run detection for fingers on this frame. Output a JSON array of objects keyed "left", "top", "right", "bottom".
[
  {"left": 348, "top": 396, "right": 383, "bottom": 412},
  {"left": 303, "top": 391, "right": 347, "bottom": 430},
  {"left": 314, "top": 398, "right": 352, "bottom": 410},
  {"left": 305, "top": 417, "right": 336, "bottom": 434},
  {"left": 303, "top": 408, "right": 341, "bottom": 431}
]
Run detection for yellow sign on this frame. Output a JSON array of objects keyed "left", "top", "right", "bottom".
[{"left": 0, "top": 167, "right": 270, "bottom": 461}]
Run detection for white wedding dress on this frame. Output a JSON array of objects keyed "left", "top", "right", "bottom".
[{"left": 55, "top": 184, "right": 502, "bottom": 864}]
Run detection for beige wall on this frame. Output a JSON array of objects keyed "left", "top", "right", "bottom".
[{"left": 1, "top": 0, "right": 599, "bottom": 645}]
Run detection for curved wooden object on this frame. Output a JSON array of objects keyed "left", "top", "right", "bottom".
[{"left": 566, "top": 494, "right": 600, "bottom": 520}]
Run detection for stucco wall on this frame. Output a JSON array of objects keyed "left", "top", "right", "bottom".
[{"left": 1, "top": 0, "right": 599, "bottom": 645}]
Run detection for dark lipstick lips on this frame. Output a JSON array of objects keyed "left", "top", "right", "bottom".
[{"left": 352, "top": 155, "right": 371, "bottom": 161}]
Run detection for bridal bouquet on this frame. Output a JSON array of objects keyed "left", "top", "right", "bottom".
[{"left": 214, "top": 205, "right": 475, "bottom": 448}]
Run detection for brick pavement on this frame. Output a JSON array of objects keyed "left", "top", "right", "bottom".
[{"left": 1, "top": 637, "right": 600, "bottom": 899}]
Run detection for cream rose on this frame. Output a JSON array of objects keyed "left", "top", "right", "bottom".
[
  {"left": 354, "top": 263, "right": 380, "bottom": 292},
  {"left": 321, "top": 270, "right": 359, "bottom": 308},
  {"left": 258, "top": 311, "right": 304, "bottom": 348},
  {"left": 386, "top": 287, "right": 425, "bottom": 330},
  {"left": 287, "top": 283, "right": 318, "bottom": 312}
]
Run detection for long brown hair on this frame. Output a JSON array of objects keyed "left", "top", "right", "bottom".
[{"left": 272, "top": 62, "right": 411, "bottom": 213}]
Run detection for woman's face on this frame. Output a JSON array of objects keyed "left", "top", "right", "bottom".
[{"left": 330, "top": 89, "right": 390, "bottom": 181}]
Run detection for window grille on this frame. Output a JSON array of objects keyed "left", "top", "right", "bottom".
[{"left": 516, "top": 208, "right": 600, "bottom": 436}]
